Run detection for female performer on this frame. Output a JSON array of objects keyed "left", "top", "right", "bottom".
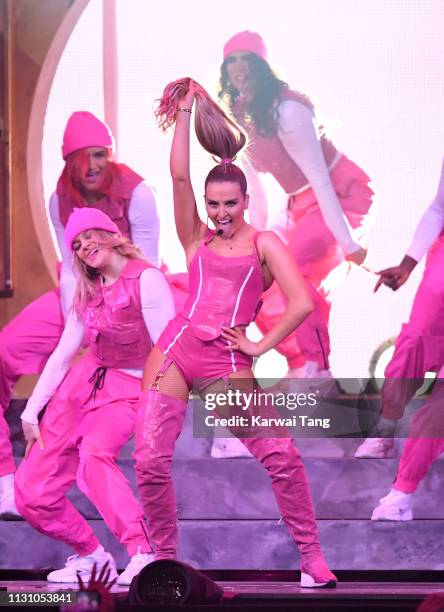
[
  {"left": 0, "top": 111, "right": 159, "bottom": 517},
  {"left": 219, "top": 31, "right": 373, "bottom": 378},
  {"left": 133, "top": 78, "right": 337, "bottom": 588},
  {"left": 14, "top": 207, "right": 174, "bottom": 585}
]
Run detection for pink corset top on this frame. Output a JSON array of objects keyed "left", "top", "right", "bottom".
[{"left": 180, "top": 232, "right": 264, "bottom": 341}]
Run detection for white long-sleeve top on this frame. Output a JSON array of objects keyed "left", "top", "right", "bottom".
[
  {"left": 21, "top": 267, "right": 174, "bottom": 424},
  {"left": 49, "top": 181, "right": 160, "bottom": 319},
  {"left": 276, "top": 100, "right": 360, "bottom": 255},
  {"left": 406, "top": 157, "right": 444, "bottom": 262}
]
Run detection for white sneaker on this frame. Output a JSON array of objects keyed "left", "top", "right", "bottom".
[
  {"left": 371, "top": 489, "right": 413, "bottom": 521},
  {"left": 354, "top": 437, "right": 396, "bottom": 458},
  {"left": 117, "top": 549, "right": 154, "bottom": 586},
  {"left": 0, "top": 474, "right": 21, "bottom": 519},
  {"left": 46, "top": 545, "right": 118, "bottom": 583},
  {"left": 211, "top": 437, "right": 252, "bottom": 458}
]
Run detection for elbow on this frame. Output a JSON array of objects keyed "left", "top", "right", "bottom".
[
  {"left": 300, "top": 296, "right": 314, "bottom": 321},
  {"left": 290, "top": 293, "right": 313, "bottom": 323},
  {"left": 170, "top": 170, "right": 189, "bottom": 184},
  {"left": 171, "top": 173, "right": 185, "bottom": 182}
]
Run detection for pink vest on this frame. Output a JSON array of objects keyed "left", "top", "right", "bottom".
[
  {"left": 235, "top": 90, "right": 337, "bottom": 194},
  {"left": 57, "top": 164, "right": 143, "bottom": 239},
  {"left": 180, "top": 232, "right": 264, "bottom": 341},
  {"left": 83, "top": 259, "right": 153, "bottom": 368}
]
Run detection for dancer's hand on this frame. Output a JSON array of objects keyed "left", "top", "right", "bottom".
[
  {"left": 222, "top": 327, "right": 261, "bottom": 356},
  {"left": 21, "top": 420, "right": 44, "bottom": 458},
  {"left": 179, "top": 78, "right": 195, "bottom": 111},
  {"left": 345, "top": 246, "right": 367, "bottom": 266},
  {"left": 374, "top": 255, "right": 417, "bottom": 292}
]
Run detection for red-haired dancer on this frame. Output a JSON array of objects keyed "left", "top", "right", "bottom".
[
  {"left": 133, "top": 79, "right": 337, "bottom": 588},
  {"left": 0, "top": 112, "right": 159, "bottom": 517},
  {"left": 15, "top": 207, "right": 174, "bottom": 584}
]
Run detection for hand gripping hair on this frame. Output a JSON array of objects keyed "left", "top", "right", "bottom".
[{"left": 155, "top": 78, "right": 248, "bottom": 194}]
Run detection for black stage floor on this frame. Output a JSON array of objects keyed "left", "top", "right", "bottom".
[{"left": 1, "top": 572, "right": 444, "bottom": 610}]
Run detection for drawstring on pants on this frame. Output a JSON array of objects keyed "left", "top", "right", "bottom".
[{"left": 86, "top": 366, "right": 107, "bottom": 404}]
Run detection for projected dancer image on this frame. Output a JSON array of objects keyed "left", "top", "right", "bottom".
[
  {"left": 14, "top": 208, "right": 174, "bottom": 585},
  {"left": 218, "top": 31, "right": 373, "bottom": 380},
  {"left": 133, "top": 78, "right": 337, "bottom": 588},
  {"left": 355, "top": 156, "right": 444, "bottom": 458},
  {"left": 0, "top": 111, "right": 159, "bottom": 518}
]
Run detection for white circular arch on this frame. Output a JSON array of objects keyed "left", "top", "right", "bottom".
[{"left": 26, "top": 0, "right": 90, "bottom": 283}]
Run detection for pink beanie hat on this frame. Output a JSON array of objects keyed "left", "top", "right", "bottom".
[
  {"left": 62, "top": 111, "right": 114, "bottom": 160},
  {"left": 223, "top": 31, "right": 267, "bottom": 61},
  {"left": 65, "top": 207, "right": 120, "bottom": 250}
]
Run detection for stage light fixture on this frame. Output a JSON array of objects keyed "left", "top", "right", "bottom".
[{"left": 128, "top": 560, "right": 224, "bottom": 606}]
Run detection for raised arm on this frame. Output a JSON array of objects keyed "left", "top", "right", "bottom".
[
  {"left": 158, "top": 79, "right": 206, "bottom": 257},
  {"left": 277, "top": 100, "right": 366, "bottom": 264}
]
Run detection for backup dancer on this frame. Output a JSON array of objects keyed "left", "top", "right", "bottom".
[
  {"left": 219, "top": 31, "right": 373, "bottom": 378},
  {"left": 355, "top": 156, "right": 444, "bottom": 458},
  {"left": 133, "top": 78, "right": 337, "bottom": 588},
  {"left": 0, "top": 111, "right": 159, "bottom": 517},
  {"left": 372, "top": 369, "right": 444, "bottom": 520},
  {"left": 14, "top": 208, "right": 174, "bottom": 585}
]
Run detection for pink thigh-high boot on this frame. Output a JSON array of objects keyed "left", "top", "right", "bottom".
[
  {"left": 241, "top": 437, "right": 336, "bottom": 587},
  {"left": 15, "top": 355, "right": 151, "bottom": 556},
  {"left": 0, "top": 290, "right": 64, "bottom": 475},
  {"left": 133, "top": 390, "right": 188, "bottom": 560},
  {"left": 381, "top": 236, "right": 444, "bottom": 420}
]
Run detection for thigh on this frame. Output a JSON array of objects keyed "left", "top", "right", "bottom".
[
  {"left": 287, "top": 210, "right": 343, "bottom": 283},
  {"left": 15, "top": 395, "right": 78, "bottom": 496},
  {"left": 407, "top": 268, "right": 444, "bottom": 333},
  {"left": 79, "top": 401, "right": 137, "bottom": 458},
  {"left": 142, "top": 346, "right": 190, "bottom": 402},
  {"left": 0, "top": 290, "right": 64, "bottom": 373},
  {"left": 202, "top": 369, "right": 293, "bottom": 440},
  {"left": 201, "top": 369, "right": 256, "bottom": 422},
  {"left": 78, "top": 369, "right": 144, "bottom": 456},
  {"left": 420, "top": 241, "right": 444, "bottom": 294}
]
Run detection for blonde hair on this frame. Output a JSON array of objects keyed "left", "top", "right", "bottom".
[
  {"left": 156, "top": 78, "right": 248, "bottom": 193},
  {"left": 72, "top": 230, "right": 145, "bottom": 315}
]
